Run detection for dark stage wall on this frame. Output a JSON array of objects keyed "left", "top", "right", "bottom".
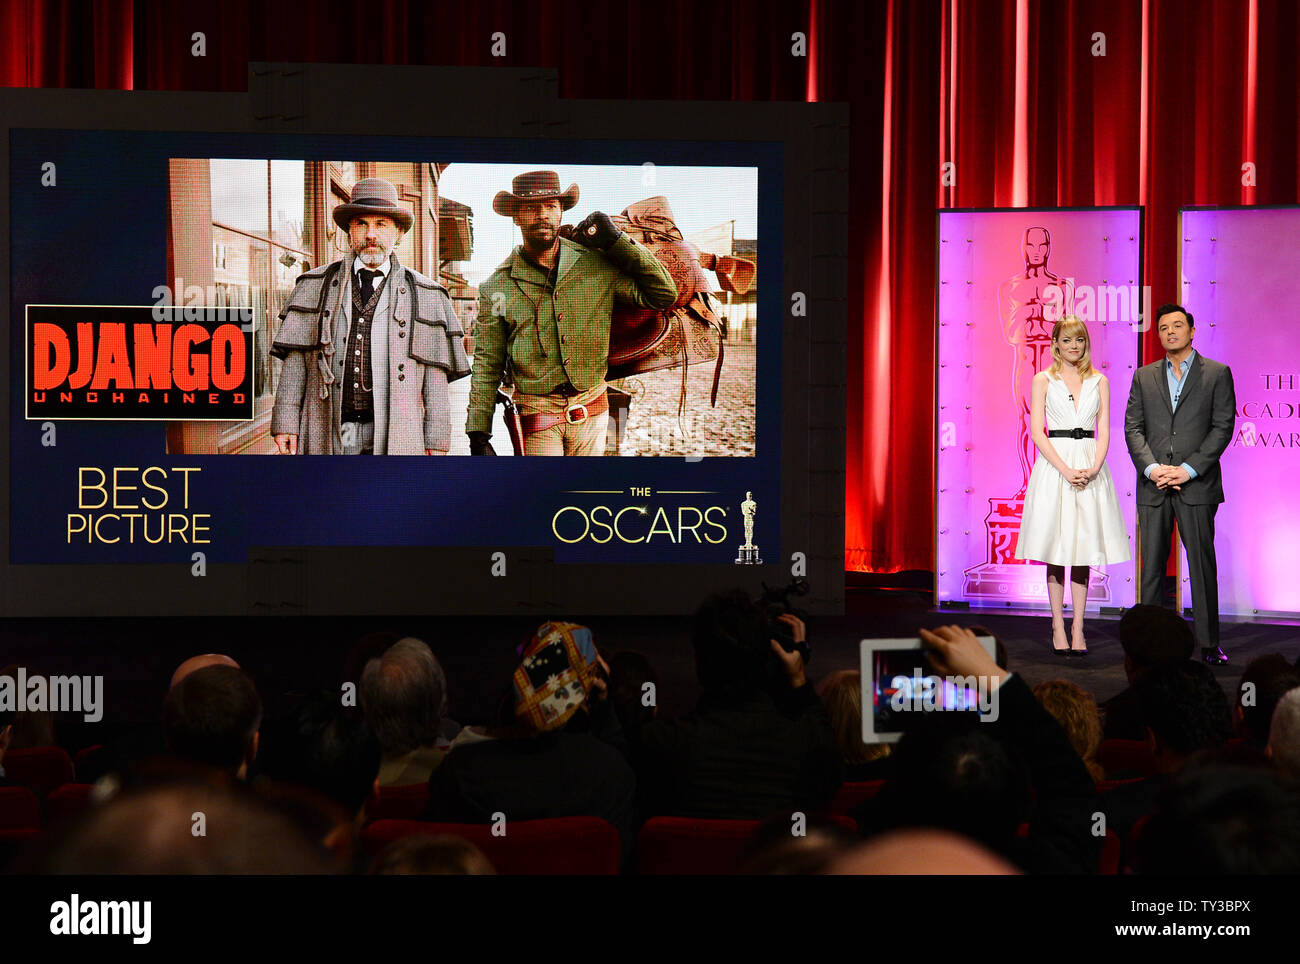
[{"left": 5, "top": 0, "right": 1298, "bottom": 575}]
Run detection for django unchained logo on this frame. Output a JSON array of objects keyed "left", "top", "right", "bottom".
[
  {"left": 551, "top": 487, "right": 729, "bottom": 546},
  {"left": 27, "top": 305, "right": 254, "bottom": 420}
]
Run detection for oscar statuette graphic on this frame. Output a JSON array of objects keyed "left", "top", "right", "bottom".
[
  {"left": 962, "top": 227, "right": 1110, "bottom": 603},
  {"left": 735, "top": 490, "right": 762, "bottom": 564}
]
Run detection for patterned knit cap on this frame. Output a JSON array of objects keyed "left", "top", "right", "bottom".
[{"left": 512, "top": 621, "right": 599, "bottom": 732}]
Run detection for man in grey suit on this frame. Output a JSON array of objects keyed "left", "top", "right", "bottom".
[
  {"left": 270, "top": 177, "right": 470, "bottom": 455},
  {"left": 1125, "top": 304, "right": 1236, "bottom": 664}
]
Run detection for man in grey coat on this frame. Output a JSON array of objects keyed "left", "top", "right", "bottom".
[
  {"left": 271, "top": 177, "right": 470, "bottom": 455},
  {"left": 1125, "top": 304, "right": 1237, "bottom": 664}
]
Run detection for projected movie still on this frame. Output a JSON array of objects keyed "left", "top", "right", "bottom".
[
  {"left": 37, "top": 158, "right": 758, "bottom": 458},
  {"left": 10, "top": 130, "right": 782, "bottom": 568}
]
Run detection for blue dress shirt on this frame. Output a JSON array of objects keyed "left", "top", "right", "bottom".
[{"left": 1144, "top": 349, "right": 1198, "bottom": 481}]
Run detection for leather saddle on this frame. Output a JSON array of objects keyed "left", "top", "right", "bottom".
[{"left": 569, "top": 196, "right": 755, "bottom": 418}]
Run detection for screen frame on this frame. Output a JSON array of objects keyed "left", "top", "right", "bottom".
[{"left": 0, "top": 63, "right": 849, "bottom": 617}]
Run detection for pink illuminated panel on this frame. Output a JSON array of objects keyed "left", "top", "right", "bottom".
[
  {"left": 936, "top": 209, "right": 1141, "bottom": 610},
  {"left": 1179, "top": 209, "right": 1300, "bottom": 617}
]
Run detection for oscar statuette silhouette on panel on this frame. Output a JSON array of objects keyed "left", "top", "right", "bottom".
[{"left": 962, "top": 227, "right": 1112, "bottom": 606}]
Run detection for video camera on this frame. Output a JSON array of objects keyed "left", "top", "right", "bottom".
[{"left": 759, "top": 577, "right": 812, "bottom": 664}]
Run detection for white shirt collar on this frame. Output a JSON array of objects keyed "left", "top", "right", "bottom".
[{"left": 352, "top": 256, "right": 390, "bottom": 278}]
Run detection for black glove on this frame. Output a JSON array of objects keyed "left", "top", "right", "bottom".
[
  {"left": 573, "top": 211, "right": 622, "bottom": 250},
  {"left": 468, "top": 431, "right": 496, "bottom": 456}
]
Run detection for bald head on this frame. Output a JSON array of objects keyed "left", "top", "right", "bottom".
[
  {"left": 1268, "top": 688, "right": 1300, "bottom": 781},
  {"left": 826, "top": 829, "right": 1020, "bottom": 875},
  {"left": 171, "top": 654, "right": 239, "bottom": 690},
  {"left": 39, "top": 782, "right": 336, "bottom": 874}
]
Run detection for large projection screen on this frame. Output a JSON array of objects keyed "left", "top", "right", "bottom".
[
  {"left": 0, "top": 66, "right": 850, "bottom": 617},
  {"left": 1179, "top": 207, "right": 1300, "bottom": 618},
  {"left": 937, "top": 208, "right": 1141, "bottom": 611}
]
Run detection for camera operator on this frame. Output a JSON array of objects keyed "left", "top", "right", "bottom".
[{"left": 626, "top": 588, "right": 841, "bottom": 821}]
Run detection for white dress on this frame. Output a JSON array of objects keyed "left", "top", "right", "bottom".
[{"left": 1014, "top": 371, "right": 1132, "bottom": 567}]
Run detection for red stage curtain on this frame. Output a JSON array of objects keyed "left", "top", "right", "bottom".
[
  {"left": 1, "top": 0, "right": 133, "bottom": 88},
  {"left": 6, "top": 0, "right": 1299, "bottom": 575},
  {"left": 835, "top": 0, "right": 1300, "bottom": 573}
]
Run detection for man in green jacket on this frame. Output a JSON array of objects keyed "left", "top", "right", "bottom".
[{"left": 467, "top": 171, "right": 677, "bottom": 456}]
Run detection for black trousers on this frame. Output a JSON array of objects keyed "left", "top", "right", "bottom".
[{"left": 1138, "top": 497, "right": 1220, "bottom": 649}]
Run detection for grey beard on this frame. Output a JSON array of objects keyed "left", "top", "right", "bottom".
[{"left": 355, "top": 247, "right": 389, "bottom": 268}]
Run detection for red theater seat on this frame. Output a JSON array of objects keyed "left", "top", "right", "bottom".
[
  {"left": 46, "top": 783, "right": 95, "bottom": 825},
  {"left": 1096, "top": 777, "right": 1144, "bottom": 794},
  {"left": 0, "top": 825, "right": 44, "bottom": 866},
  {"left": 827, "top": 780, "right": 886, "bottom": 816},
  {"left": 73, "top": 745, "right": 103, "bottom": 778},
  {"left": 982, "top": 821, "right": 1119, "bottom": 873},
  {"left": 368, "top": 783, "right": 431, "bottom": 822},
  {"left": 635, "top": 816, "right": 857, "bottom": 875},
  {"left": 361, "top": 817, "right": 621, "bottom": 874},
  {"left": 0, "top": 828, "right": 42, "bottom": 846},
  {"left": 1097, "top": 739, "right": 1157, "bottom": 778},
  {"left": 0, "top": 786, "right": 42, "bottom": 831},
  {"left": 1129, "top": 813, "right": 1152, "bottom": 861},
  {"left": 636, "top": 818, "right": 765, "bottom": 874},
  {"left": 1099, "top": 828, "right": 1122, "bottom": 875},
  {"left": 2, "top": 747, "right": 74, "bottom": 797}
]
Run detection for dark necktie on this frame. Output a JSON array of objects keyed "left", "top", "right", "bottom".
[{"left": 358, "top": 269, "right": 379, "bottom": 303}]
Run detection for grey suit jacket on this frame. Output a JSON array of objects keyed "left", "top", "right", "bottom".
[
  {"left": 1124, "top": 353, "right": 1236, "bottom": 506},
  {"left": 270, "top": 257, "right": 470, "bottom": 454}
]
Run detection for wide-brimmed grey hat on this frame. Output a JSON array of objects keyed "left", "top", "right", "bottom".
[
  {"left": 332, "top": 177, "right": 413, "bottom": 233},
  {"left": 493, "top": 170, "right": 580, "bottom": 217}
]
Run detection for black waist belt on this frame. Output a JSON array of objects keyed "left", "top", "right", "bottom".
[{"left": 1048, "top": 428, "right": 1094, "bottom": 439}]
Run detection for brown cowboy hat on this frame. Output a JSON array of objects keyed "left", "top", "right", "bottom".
[
  {"left": 493, "top": 170, "right": 580, "bottom": 217},
  {"left": 332, "top": 177, "right": 413, "bottom": 233}
]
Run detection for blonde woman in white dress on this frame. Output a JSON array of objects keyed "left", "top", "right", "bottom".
[{"left": 1015, "top": 318, "right": 1131, "bottom": 655}]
